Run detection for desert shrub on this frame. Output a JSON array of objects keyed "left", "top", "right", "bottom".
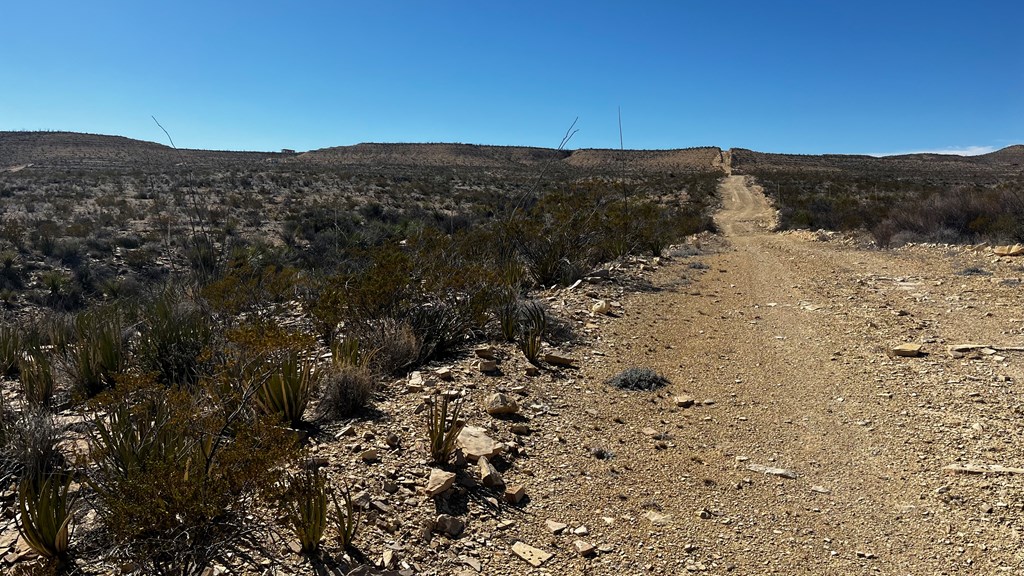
[
  {"left": 88, "top": 380, "right": 296, "bottom": 574},
  {"left": 137, "top": 290, "right": 214, "bottom": 388},
  {"left": 351, "top": 318, "right": 420, "bottom": 376},
  {"left": 426, "top": 392, "right": 465, "bottom": 465},
  {"left": 317, "top": 363, "right": 376, "bottom": 420},
  {"left": 1, "top": 407, "right": 65, "bottom": 485},
  {"left": 493, "top": 292, "right": 520, "bottom": 342},
  {"left": 607, "top": 367, "right": 670, "bottom": 391}
]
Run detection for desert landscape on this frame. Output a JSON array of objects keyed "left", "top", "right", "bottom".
[{"left": 1, "top": 131, "right": 1023, "bottom": 576}]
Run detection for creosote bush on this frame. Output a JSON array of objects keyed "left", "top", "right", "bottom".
[{"left": 607, "top": 367, "right": 670, "bottom": 391}]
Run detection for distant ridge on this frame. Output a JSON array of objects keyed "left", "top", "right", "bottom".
[{"left": 1, "top": 131, "right": 1020, "bottom": 177}]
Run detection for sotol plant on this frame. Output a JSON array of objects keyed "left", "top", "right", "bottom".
[
  {"left": 17, "top": 471, "right": 77, "bottom": 563},
  {"left": 426, "top": 392, "right": 464, "bottom": 464},
  {"left": 256, "top": 350, "right": 317, "bottom": 427},
  {"left": 282, "top": 465, "right": 328, "bottom": 554},
  {"left": 516, "top": 300, "right": 547, "bottom": 366}
]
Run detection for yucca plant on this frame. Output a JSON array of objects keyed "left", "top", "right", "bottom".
[
  {"left": 256, "top": 351, "right": 317, "bottom": 427},
  {"left": 282, "top": 464, "right": 328, "bottom": 554},
  {"left": 494, "top": 293, "right": 520, "bottom": 342},
  {"left": 17, "top": 470, "right": 77, "bottom": 563},
  {"left": 68, "top": 309, "right": 126, "bottom": 398},
  {"left": 19, "top": 347, "right": 56, "bottom": 409},
  {"left": 0, "top": 323, "right": 22, "bottom": 377},
  {"left": 426, "top": 392, "right": 464, "bottom": 464},
  {"left": 137, "top": 291, "right": 213, "bottom": 388},
  {"left": 516, "top": 300, "right": 547, "bottom": 366},
  {"left": 330, "top": 482, "right": 358, "bottom": 550}
]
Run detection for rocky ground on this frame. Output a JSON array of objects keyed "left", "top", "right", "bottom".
[{"left": 3, "top": 176, "right": 1023, "bottom": 575}]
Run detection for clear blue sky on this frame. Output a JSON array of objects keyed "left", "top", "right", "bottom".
[{"left": 3, "top": 1, "right": 1022, "bottom": 155}]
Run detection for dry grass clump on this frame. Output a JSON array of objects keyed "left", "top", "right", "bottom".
[{"left": 607, "top": 367, "right": 670, "bottom": 391}]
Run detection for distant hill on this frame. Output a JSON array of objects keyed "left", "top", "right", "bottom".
[
  {"left": 729, "top": 146, "right": 1024, "bottom": 181},
  {"left": 0, "top": 131, "right": 282, "bottom": 171},
  {"left": 1, "top": 131, "right": 1020, "bottom": 179}
]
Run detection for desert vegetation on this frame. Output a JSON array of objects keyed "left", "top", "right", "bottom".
[{"left": 0, "top": 134, "right": 720, "bottom": 573}]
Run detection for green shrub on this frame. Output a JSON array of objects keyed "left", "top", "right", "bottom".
[
  {"left": 88, "top": 381, "right": 297, "bottom": 573},
  {"left": 137, "top": 290, "right": 214, "bottom": 388},
  {"left": 607, "top": 367, "right": 670, "bottom": 391}
]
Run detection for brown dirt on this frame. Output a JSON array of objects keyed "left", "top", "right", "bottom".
[{"left": 464, "top": 176, "right": 1024, "bottom": 574}]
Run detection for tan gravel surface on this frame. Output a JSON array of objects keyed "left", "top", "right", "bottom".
[{"left": 480, "top": 176, "right": 1024, "bottom": 575}]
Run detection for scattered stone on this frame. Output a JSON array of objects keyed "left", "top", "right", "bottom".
[
  {"left": 435, "top": 366, "right": 454, "bottom": 381},
  {"left": 591, "top": 300, "right": 612, "bottom": 315},
  {"left": 573, "top": 539, "right": 597, "bottom": 557},
  {"left": 504, "top": 484, "right": 527, "bottom": 504},
  {"left": 463, "top": 557, "right": 482, "bottom": 572},
  {"left": 811, "top": 485, "right": 831, "bottom": 494},
  {"left": 338, "top": 425, "right": 357, "bottom": 437},
  {"left": 525, "top": 366, "right": 541, "bottom": 377},
  {"left": 485, "top": 392, "right": 519, "bottom": 415},
  {"left": 510, "top": 423, "right": 531, "bottom": 435},
  {"left": 457, "top": 426, "right": 502, "bottom": 462},
  {"left": 476, "top": 359, "right": 498, "bottom": 373},
  {"left": 424, "top": 469, "right": 457, "bottom": 497},
  {"left": 641, "top": 427, "right": 659, "bottom": 438},
  {"left": 943, "top": 464, "right": 1024, "bottom": 475},
  {"left": 543, "top": 353, "right": 576, "bottom": 367},
  {"left": 475, "top": 346, "right": 496, "bottom": 359},
  {"left": 478, "top": 456, "right": 505, "bottom": 490},
  {"left": 673, "top": 395, "right": 696, "bottom": 408},
  {"left": 361, "top": 449, "right": 380, "bottom": 463},
  {"left": 892, "top": 343, "right": 923, "bottom": 357},
  {"left": 643, "top": 510, "right": 671, "bottom": 526},
  {"left": 746, "top": 463, "right": 798, "bottom": 479},
  {"left": 435, "top": 514, "right": 465, "bottom": 538},
  {"left": 573, "top": 525, "right": 589, "bottom": 536},
  {"left": 497, "top": 519, "right": 515, "bottom": 530},
  {"left": 511, "top": 541, "right": 552, "bottom": 567},
  {"left": 545, "top": 519, "right": 568, "bottom": 534},
  {"left": 385, "top": 433, "right": 401, "bottom": 448}
]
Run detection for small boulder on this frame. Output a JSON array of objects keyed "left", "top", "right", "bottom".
[
  {"left": 892, "top": 343, "right": 923, "bottom": 357},
  {"left": 543, "top": 353, "right": 576, "bottom": 367},
  {"left": 435, "top": 514, "right": 465, "bottom": 538},
  {"left": 673, "top": 395, "right": 696, "bottom": 408},
  {"left": 545, "top": 519, "right": 568, "bottom": 534},
  {"left": 504, "top": 484, "right": 527, "bottom": 504},
  {"left": 590, "top": 300, "right": 611, "bottom": 315},
  {"left": 457, "top": 426, "right": 502, "bottom": 462},
  {"left": 512, "top": 541, "right": 552, "bottom": 567},
  {"left": 485, "top": 392, "right": 519, "bottom": 415},
  {"left": 423, "top": 469, "right": 457, "bottom": 497},
  {"left": 573, "top": 539, "right": 597, "bottom": 557},
  {"left": 478, "top": 456, "right": 505, "bottom": 490},
  {"left": 476, "top": 359, "right": 498, "bottom": 373}
]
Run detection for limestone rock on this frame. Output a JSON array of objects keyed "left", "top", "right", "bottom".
[
  {"left": 360, "top": 449, "right": 379, "bottom": 463},
  {"left": 435, "top": 514, "right": 465, "bottom": 538},
  {"left": 573, "top": 539, "right": 597, "bottom": 557},
  {"left": 504, "top": 484, "right": 527, "bottom": 504},
  {"left": 478, "top": 456, "right": 505, "bottom": 490},
  {"left": 590, "top": 300, "right": 611, "bottom": 315},
  {"left": 512, "top": 541, "right": 552, "bottom": 567},
  {"left": 543, "top": 353, "right": 576, "bottom": 367},
  {"left": 485, "top": 392, "right": 519, "bottom": 415},
  {"left": 457, "top": 426, "right": 502, "bottom": 462},
  {"left": 476, "top": 359, "right": 498, "bottom": 373},
  {"left": 424, "top": 469, "right": 456, "bottom": 497},
  {"left": 435, "top": 366, "right": 454, "bottom": 381},
  {"left": 545, "top": 519, "right": 568, "bottom": 534},
  {"left": 474, "top": 346, "right": 496, "bottom": 359},
  {"left": 892, "top": 343, "right": 923, "bottom": 357},
  {"left": 673, "top": 395, "right": 696, "bottom": 408}
]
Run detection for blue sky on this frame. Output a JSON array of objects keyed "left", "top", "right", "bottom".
[{"left": 2, "top": 1, "right": 1021, "bottom": 155}]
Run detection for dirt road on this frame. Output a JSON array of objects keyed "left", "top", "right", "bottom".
[{"left": 506, "top": 176, "right": 1024, "bottom": 575}]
